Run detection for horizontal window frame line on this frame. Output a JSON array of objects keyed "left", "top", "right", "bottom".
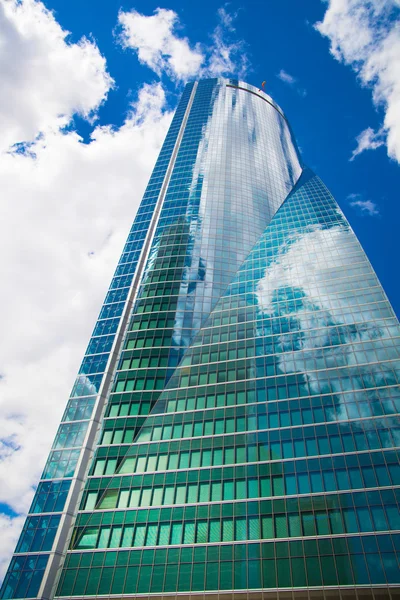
[
  {"left": 26, "top": 510, "right": 65, "bottom": 517},
  {"left": 86, "top": 446, "right": 400, "bottom": 479},
  {"left": 120, "top": 343, "right": 182, "bottom": 351},
  {"left": 212, "top": 282, "right": 385, "bottom": 308},
  {"left": 49, "top": 444, "right": 92, "bottom": 452},
  {"left": 66, "top": 527, "right": 400, "bottom": 555},
  {"left": 58, "top": 418, "right": 93, "bottom": 426},
  {"left": 198, "top": 305, "right": 397, "bottom": 333},
  {"left": 160, "top": 371, "right": 400, "bottom": 395},
  {"left": 80, "top": 483, "right": 400, "bottom": 514},
  {"left": 87, "top": 332, "right": 123, "bottom": 340},
  {"left": 64, "top": 395, "right": 99, "bottom": 402},
  {"left": 126, "top": 265, "right": 386, "bottom": 294},
  {"left": 38, "top": 476, "right": 75, "bottom": 484},
  {"left": 104, "top": 389, "right": 400, "bottom": 421},
  {"left": 190, "top": 315, "right": 399, "bottom": 347},
  {"left": 118, "top": 342, "right": 400, "bottom": 373},
  {"left": 96, "top": 297, "right": 132, "bottom": 308},
  {"left": 55, "top": 585, "right": 400, "bottom": 600},
  {"left": 116, "top": 365, "right": 170, "bottom": 374},
  {"left": 223, "top": 280, "right": 395, "bottom": 302},
  {"left": 97, "top": 412, "right": 400, "bottom": 448}
]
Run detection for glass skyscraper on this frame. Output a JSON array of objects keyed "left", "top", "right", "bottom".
[{"left": 1, "top": 78, "right": 399, "bottom": 600}]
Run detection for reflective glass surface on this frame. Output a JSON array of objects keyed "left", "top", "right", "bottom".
[
  {"left": 58, "top": 168, "right": 400, "bottom": 597},
  {"left": 1, "top": 79, "right": 198, "bottom": 600},
  {"left": 2, "top": 80, "right": 399, "bottom": 600}
]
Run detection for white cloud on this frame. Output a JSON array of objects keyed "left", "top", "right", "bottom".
[
  {"left": 0, "top": 81, "right": 172, "bottom": 580},
  {"left": 350, "top": 126, "right": 385, "bottom": 160},
  {"left": 315, "top": 0, "right": 400, "bottom": 164},
  {"left": 205, "top": 8, "right": 249, "bottom": 79},
  {"left": 277, "top": 69, "right": 296, "bottom": 85},
  {"left": 0, "top": 0, "right": 249, "bottom": 580},
  {"left": 217, "top": 6, "right": 237, "bottom": 32},
  {"left": 0, "top": 81, "right": 172, "bottom": 581},
  {"left": 0, "top": 0, "right": 113, "bottom": 152},
  {"left": 257, "top": 224, "right": 348, "bottom": 314},
  {"left": 348, "top": 193, "right": 380, "bottom": 215},
  {"left": 0, "top": 515, "right": 25, "bottom": 575},
  {"left": 117, "top": 6, "right": 249, "bottom": 82},
  {"left": 257, "top": 222, "right": 399, "bottom": 423},
  {"left": 0, "top": 0, "right": 173, "bottom": 580},
  {"left": 117, "top": 8, "right": 204, "bottom": 82},
  {"left": 277, "top": 69, "right": 307, "bottom": 96}
]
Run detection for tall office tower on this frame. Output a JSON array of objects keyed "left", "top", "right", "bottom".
[{"left": 1, "top": 78, "right": 400, "bottom": 600}]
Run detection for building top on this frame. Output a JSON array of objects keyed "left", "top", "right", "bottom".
[{"left": 190, "top": 77, "right": 287, "bottom": 121}]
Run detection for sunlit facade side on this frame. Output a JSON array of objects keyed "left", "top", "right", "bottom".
[
  {"left": 2, "top": 79, "right": 400, "bottom": 600},
  {"left": 57, "top": 167, "right": 400, "bottom": 599},
  {"left": 0, "top": 79, "right": 304, "bottom": 599}
]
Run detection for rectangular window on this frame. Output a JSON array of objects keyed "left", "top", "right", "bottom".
[
  {"left": 223, "top": 481, "right": 234, "bottom": 501},
  {"left": 187, "top": 484, "right": 198, "bottom": 503},
  {"left": 196, "top": 521, "right": 208, "bottom": 543},
  {"left": 199, "top": 483, "right": 210, "bottom": 502},
  {"left": 211, "top": 483, "right": 222, "bottom": 501},
  {"left": 184, "top": 522, "right": 195, "bottom": 544},
  {"left": 175, "top": 486, "right": 186, "bottom": 504},
  {"left": 222, "top": 519, "right": 234, "bottom": 541},
  {"left": 77, "top": 528, "right": 98, "bottom": 549},
  {"left": 84, "top": 492, "right": 97, "bottom": 511},
  {"left": 133, "top": 525, "right": 146, "bottom": 546},
  {"left": 145, "top": 525, "right": 158, "bottom": 546},
  {"left": 209, "top": 521, "right": 221, "bottom": 543},
  {"left": 140, "top": 489, "right": 152, "bottom": 507},
  {"left": 158, "top": 524, "right": 171, "bottom": 545},
  {"left": 121, "top": 526, "right": 134, "bottom": 547},
  {"left": 235, "top": 518, "right": 247, "bottom": 541},
  {"left": 170, "top": 523, "right": 183, "bottom": 545},
  {"left": 109, "top": 527, "right": 122, "bottom": 548},
  {"left": 98, "top": 527, "right": 111, "bottom": 548}
]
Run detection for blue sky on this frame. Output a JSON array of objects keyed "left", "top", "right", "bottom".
[{"left": 0, "top": 0, "right": 399, "bottom": 579}]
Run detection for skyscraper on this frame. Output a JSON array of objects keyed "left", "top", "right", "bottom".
[{"left": 1, "top": 78, "right": 399, "bottom": 600}]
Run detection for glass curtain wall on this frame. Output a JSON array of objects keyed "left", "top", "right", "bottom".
[
  {"left": 58, "top": 169, "right": 400, "bottom": 597},
  {"left": 1, "top": 79, "right": 302, "bottom": 599}
]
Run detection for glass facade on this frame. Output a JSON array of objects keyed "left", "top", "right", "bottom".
[{"left": 1, "top": 79, "right": 399, "bottom": 600}]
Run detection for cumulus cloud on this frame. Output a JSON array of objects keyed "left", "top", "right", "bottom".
[
  {"left": 348, "top": 193, "right": 380, "bottom": 216},
  {"left": 1, "top": 0, "right": 250, "bottom": 581},
  {"left": 0, "top": 81, "right": 172, "bottom": 580},
  {"left": 315, "top": 0, "right": 400, "bottom": 163},
  {"left": 257, "top": 223, "right": 398, "bottom": 423},
  {"left": 0, "top": 0, "right": 113, "bottom": 152},
  {"left": 0, "top": 515, "right": 25, "bottom": 576},
  {"left": 350, "top": 126, "right": 385, "bottom": 160},
  {"left": 277, "top": 69, "right": 307, "bottom": 96},
  {"left": 205, "top": 6, "right": 249, "bottom": 78},
  {"left": 0, "top": 0, "right": 173, "bottom": 580},
  {"left": 117, "top": 6, "right": 249, "bottom": 82},
  {"left": 117, "top": 8, "right": 204, "bottom": 82},
  {"left": 257, "top": 225, "right": 349, "bottom": 314}
]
